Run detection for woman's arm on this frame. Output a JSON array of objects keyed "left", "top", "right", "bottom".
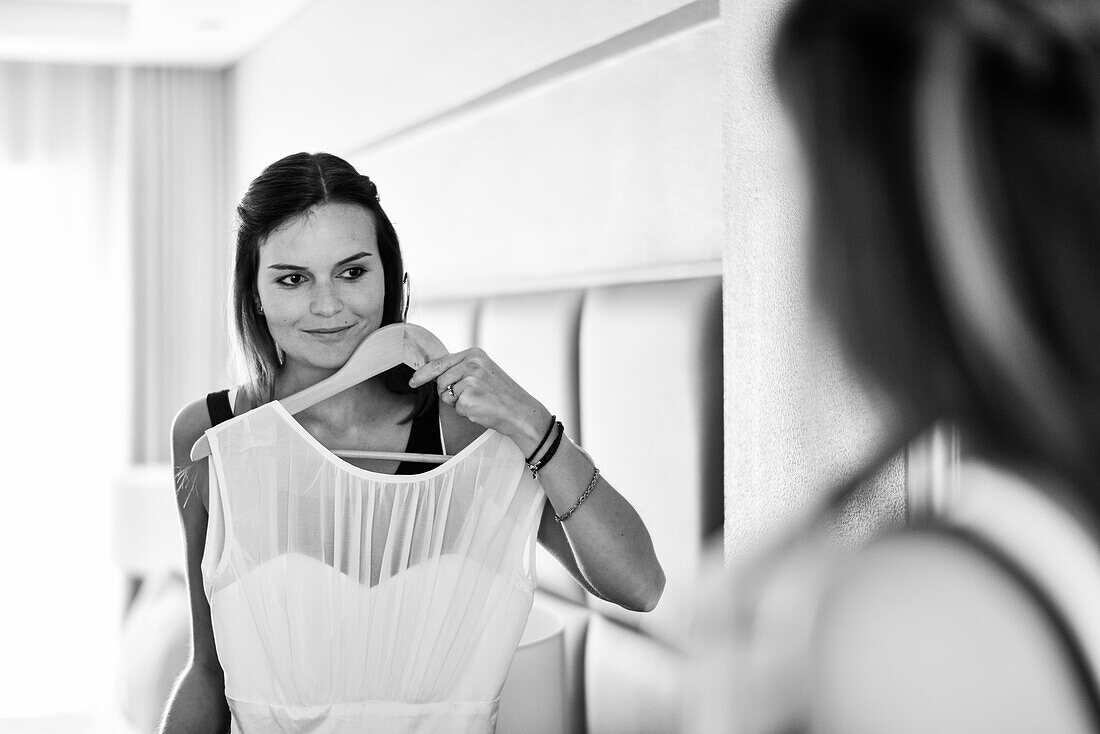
[
  {"left": 412, "top": 349, "right": 665, "bottom": 612},
  {"left": 159, "top": 399, "right": 232, "bottom": 734},
  {"left": 515, "top": 410, "right": 665, "bottom": 612}
]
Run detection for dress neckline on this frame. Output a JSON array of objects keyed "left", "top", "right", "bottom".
[{"left": 268, "top": 400, "right": 495, "bottom": 482}]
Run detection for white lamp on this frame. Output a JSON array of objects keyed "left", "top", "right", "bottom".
[
  {"left": 497, "top": 602, "right": 567, "bottom": 734},
  {"left": 111, "top": 464, "right": 184, "bottom": 575}
]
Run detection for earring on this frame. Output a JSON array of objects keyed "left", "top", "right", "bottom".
[
  {"left": 275, "top": 344, "right": 285, "bottom": 365},
  {"left": 256, "top": 302, "right": 264, "bottom": 315},
  {"left": 402, "top": 273, "right": 411, "bottom": 322}
]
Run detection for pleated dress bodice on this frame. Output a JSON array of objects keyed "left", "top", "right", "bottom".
[{"left": 200, "top": 400, "right": 546, "bottom": 734}]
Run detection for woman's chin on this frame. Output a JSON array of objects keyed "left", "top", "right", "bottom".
[{"left": 284, "top": 346, "right": 355, "bottom": 373}]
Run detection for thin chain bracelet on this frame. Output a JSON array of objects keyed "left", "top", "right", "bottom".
[{"left": 555, "top": 466, "right": 600, "bottom": 523}]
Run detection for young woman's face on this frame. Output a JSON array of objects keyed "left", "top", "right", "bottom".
[{"left": 256, "top": 201, "right": 386, "bottom": 373}]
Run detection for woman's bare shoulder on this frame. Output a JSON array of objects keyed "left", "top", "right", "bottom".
[
  {"left": 168, "top": 397, "right": 213, "bottom": 515},
  {"left": 172, "top": 397, "right": 213, "bottom": 464},
  {"left": 171, "top": 386, "right": 250, "bottom": 463}
]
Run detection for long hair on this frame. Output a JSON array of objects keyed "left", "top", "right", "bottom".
[
  {"left": 229, "top": 151, "right": 432, "bottom": 416},
  {"left": 773, "top": 0, "right": 1100, "bottom": 498}
]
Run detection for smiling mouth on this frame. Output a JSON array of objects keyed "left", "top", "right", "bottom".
[{"left": 305, "top": 325, "right": 353, "bottom": 335}]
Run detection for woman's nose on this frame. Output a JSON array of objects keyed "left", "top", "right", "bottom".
[{"left": 310, "top": 282, "right": 343, "bottom": 317}]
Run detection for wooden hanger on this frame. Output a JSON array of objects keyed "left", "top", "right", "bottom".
[{"left": 190, "top": 323, "right": 453, "bottom": 463}]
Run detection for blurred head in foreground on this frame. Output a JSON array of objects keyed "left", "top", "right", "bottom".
[{"left": 774, "top": 0, "right": 1100, "bottom": 502}]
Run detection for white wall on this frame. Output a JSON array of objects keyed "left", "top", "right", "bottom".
[
  {"left": 231, "top": 0, "right": 722, "bottom": 295},
  {"left": 232, "top": 0, "right": 709, "bottom": 186},
  {"left": 355, "top": 20, "right": 722, "bottom": 298}
]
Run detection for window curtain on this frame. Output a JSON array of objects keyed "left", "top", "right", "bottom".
[
  {"left": 0, "top": 62, "right": 230, "bottom": 719},
  {"left": 0, "top": 61, "right": 130, "bottom": 718},
  {"left": 130, "top": 67, "right": 232, "bottom": 465}
]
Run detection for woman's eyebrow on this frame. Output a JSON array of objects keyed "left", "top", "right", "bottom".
[
  {"left": 267, "top": 252, "right": 373, "bottom": 270},
  {"left": 336, "top": 251, "right": 373, "bottom": 266}
]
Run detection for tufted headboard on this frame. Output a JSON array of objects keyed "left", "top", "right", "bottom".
[{"left": 411, "top": 275, "right": 724, "bottom": 734}]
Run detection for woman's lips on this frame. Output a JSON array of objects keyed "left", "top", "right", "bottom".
[{"left": 305, "top": 325, "right": 352, "bottom": 339}]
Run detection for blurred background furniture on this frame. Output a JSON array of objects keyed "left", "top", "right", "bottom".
[
  {"left": 498, "top": 605, "right": 566, "bottom": 734},
  {"left": 111, "top": 274, "right": 723, "bottom": 734}
]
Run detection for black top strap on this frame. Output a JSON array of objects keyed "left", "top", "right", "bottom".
[
  {"left": 395, "top": 396, "right": 443, "bottom": 475},
  {"left": 206, "top": 389, "right": 234, "bottom": 428}
]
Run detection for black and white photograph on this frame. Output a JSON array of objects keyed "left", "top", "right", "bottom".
[{"left": 1, "top": 0, "right": 1097, "bottom": 732}]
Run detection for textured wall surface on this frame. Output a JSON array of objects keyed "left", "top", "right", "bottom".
[
  {"left": 719, "top": 0, "right": 904, "bottom": 560},
  {"left": 354, "top": 21, "right": 722, "bottom": 298}
]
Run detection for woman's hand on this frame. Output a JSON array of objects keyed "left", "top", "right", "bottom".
[{"left": 408, "top": 348, "right": 550, "bottom": 447}]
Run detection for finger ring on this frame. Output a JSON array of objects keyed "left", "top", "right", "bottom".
[{"left": 446, "top": 383, "right": 456, "bottom": 398}]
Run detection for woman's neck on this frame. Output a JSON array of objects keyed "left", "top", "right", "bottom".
[{"left": 273, "top": 361, "right": 401, "bottom": 431}]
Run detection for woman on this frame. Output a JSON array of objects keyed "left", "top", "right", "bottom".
[
  {"left": 690, "top": 0, "right": 1100, "bottom": 732},
  {"left": 161, "top": 152, "right": 664, "bottom": 733}
]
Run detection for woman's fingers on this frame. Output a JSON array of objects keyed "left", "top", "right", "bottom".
[
  {"left": 438, "top": 370, "right": 467, "bottom": 405},
  {"left": 408, "top": 350, "right": 467, "bottom": 388},
  {"left": 408, "top": 348, "right": 535, "bottom": 436}
]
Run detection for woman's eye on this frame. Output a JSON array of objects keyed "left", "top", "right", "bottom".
[
  {"left": 341, "top": 266, "right": 367, "bottom": 280},
  {"left": 276, "top": 273, "right": 307, "bottom": 287}
]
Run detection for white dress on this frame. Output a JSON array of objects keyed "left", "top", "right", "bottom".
[{"left": 200, "top": 400, "right": 546, "bottom": 733}]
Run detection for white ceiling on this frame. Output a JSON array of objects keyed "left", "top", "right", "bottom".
[{"left": 0, "top": 0, "right": 317, "bottom": 67}]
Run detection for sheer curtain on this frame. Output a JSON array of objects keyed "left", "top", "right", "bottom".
[
  {"left": 0, "top": 62, "right": 130, "bottom": 718},
  {"left": 130, "top": 67, "right": 231, "bottom": 465},
  {"left": 0, "top": 62, "right": 231, "bottom": 723}
]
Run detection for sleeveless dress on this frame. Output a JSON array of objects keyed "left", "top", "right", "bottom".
[{"left": 200, "top": 392, "right": 546, "bottom": 733}]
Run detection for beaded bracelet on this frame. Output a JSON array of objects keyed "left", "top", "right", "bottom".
[
  {"left": 526, "top": 421, "right": 564, "bottom": 479},
  {"left": 555, "top": 466, "right": 600, "bottom": 522},
  {"left": 525, "top": 414, "right": 557, "bottom": 465}
]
